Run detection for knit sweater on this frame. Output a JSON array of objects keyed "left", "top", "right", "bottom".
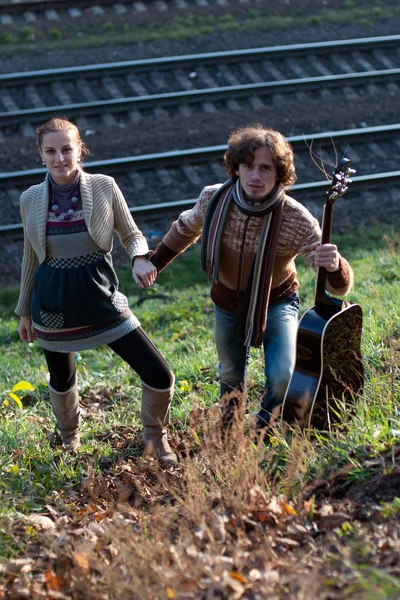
[
  {"left": 151, "top": 184, "right": 353, "bottom": 310},
  {"left": 15, "top": 171, "right": 149, "bottom": 317}
]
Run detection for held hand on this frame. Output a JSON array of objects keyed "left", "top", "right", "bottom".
[
  {"left": 132, "top": 257, "right": 157, "bottom": 288},
  {"left": 314, "top": 243, "right": 340, "bottom": 272},
  {"left": 18, "top": 316, "right": 36, "bottom": 343}
]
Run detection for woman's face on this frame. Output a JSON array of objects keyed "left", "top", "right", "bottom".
[{"left": 40, "top": 129, "right": 81, "bottom": 186}]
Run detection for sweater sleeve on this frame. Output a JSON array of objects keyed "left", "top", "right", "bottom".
[
  {"left": 288, "top": 198, "right": 354, "bottom": 296},
  {"left": 151, "top": 185, "right": 220, "bottom": 272},
  {"left": 326, "top": 257, "right": 354, "bottom": 295},
  {"left": 15, "top": 196, "right": 39, "bottom": 317},
  {"left": 112, "top": 180, "right": 150, "bottom": 260}
]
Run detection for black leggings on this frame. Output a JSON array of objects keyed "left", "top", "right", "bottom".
[{"left": 44, "top": 327, "right": 173, "bottom": 393}]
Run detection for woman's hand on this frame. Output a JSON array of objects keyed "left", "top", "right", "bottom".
[
  {"left": 314, "top": 243, "right": 340, "bottom": 272},
  {"left": 132, "top": 257, "right": 157, "bottom": 289},
  {"left": 18, "top": 316, "right": 36, "bottom": 343}
]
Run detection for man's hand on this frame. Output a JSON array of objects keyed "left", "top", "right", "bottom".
[
  {"left": 314, "top": 243, "right": 340, "bottom": 272},
  {"left": 132, "top": 257, "right": 157, "bottom": 288},
  {"left": 18, "top": 316, "right": 36, "bottom": 343}
]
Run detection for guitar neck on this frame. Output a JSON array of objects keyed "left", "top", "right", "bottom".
[{"left": 315, "top": 203, "right": 334, "bottom": 306}]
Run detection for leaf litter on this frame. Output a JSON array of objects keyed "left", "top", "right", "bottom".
[{"left": 0, "top": 405, "right": 399, "bottom": 599}]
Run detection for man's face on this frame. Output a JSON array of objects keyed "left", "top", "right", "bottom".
[{"left": 235, "top": 147, "right": 278, "bottom": 202}]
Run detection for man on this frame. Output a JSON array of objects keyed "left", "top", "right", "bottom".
[{"left": 150, "top": 125, "right": 353, "bottom": 430}]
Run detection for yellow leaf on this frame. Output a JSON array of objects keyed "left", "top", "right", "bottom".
[
  {"left": 40, "top": 364, "right": 47, "bottom": 372},
  {"left": 282, "top": 502, "right": 298, "bottom": 516},
  {"left": 3, "top": 399, "right": 9, "bottom": 406},
  {"left": 12, "top": 381, "right": 35, "bottom": 392},
  {"left": 10, "top": 465, "right": 19, "bottom": 475},
  {"left": 7, "top": 393, "right": 23, "bottom": 409},
  {"left": 167, "top": 589, "right": 175, "bottom": 599}
]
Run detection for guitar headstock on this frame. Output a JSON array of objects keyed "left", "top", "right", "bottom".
[{"left": 326, "top": 157, "right": 356, "bottom": 205}]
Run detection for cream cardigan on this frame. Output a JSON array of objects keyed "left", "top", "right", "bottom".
[{"left": 15, "top": 171, "right": 149, "bottom": 317}]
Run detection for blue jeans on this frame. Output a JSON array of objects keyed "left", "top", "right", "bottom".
[{"left": 214, "top": 293, "right": 299, "bottom": 427}]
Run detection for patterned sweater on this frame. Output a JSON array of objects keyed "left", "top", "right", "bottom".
[
  {"left": 151, "top": 184, "right": 353, "bottom": 311},
  {"left": 15, "top": 171, "right": 149, "bottom": 317}
]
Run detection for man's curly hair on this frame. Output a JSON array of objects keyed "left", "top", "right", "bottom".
[{"left": 223, "top": 125, "right": 297, "bottom": 187}]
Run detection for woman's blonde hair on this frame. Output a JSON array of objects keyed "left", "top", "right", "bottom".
[{"left": 36, "top": 117, "right": 90, "bottom": 160}]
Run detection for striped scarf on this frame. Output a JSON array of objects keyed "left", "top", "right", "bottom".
[{"left": 201, "top": 179, "right": 285, "bottom": 348}]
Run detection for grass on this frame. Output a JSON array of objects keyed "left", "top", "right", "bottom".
[
  {"left": 0, "top": 3, "right": 399, "bottom": 52},
  {"left": 0, "top": 224, "right": 399, "bottom": 596}
]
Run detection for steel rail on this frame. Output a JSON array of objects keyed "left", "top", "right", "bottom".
[
  {"left": 1, "top": 35, "right": 399, "bottom": 84},
  {"left": 1, "top": 123, "right": 399, "bottom": 184},
  {"left": 1, "top": 170, "right": 399, "bottom": 235},
  {"left": 0, "top": 68, "right": 399, "bottom": 127}
]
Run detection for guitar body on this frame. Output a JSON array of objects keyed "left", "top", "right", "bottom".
[
  {"left": 281, "top": 299, "right": 364, "bottom": 429},
  {"left": 279, "top": 158, "right": 364, "bottom": 430}
]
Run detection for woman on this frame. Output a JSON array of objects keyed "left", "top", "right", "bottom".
[{"left": 16, "top": 117, "right": 176, "bottom": 465}]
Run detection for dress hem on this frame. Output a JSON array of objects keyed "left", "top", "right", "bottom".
[{"left": 36, "top": 317, "right": 140, "bottom": 352}]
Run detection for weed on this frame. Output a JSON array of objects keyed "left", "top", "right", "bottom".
[
  {"left": 380, "top": 497, "right": 400, "bottom": 518},
  {"left": 22, "top": 26, "right": 36, "bottom": 42},
  {"left": 219, "top": 13, "right": 235, "bottom": 23},
  {"left": 0, "top": 33, "right": 18, "bottom": 45},
  {"left": 248, "top": 10, "right": 261, "bottom": 19},
  {"left": 101, "top": 21, "right": 114, "bottom": 32},
  {"left": 373, "top": 6, "right": 384, "bottom": 17},
  {"left": 49, "top": 29, "right": 62, "bottom": 40}
]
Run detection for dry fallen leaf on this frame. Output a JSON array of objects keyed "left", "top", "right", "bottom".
[
  {"left": 73, "top": 552, "right": 90, "bottom": 572},
  {"left": 45, "top": 568, "right": 67, "bottom": 591},
  {"left": 318, "top": 513, "right": 350, "bottom": 530},
  {"left": 229, "top": 571, "right": 248, "bottom": 585}
]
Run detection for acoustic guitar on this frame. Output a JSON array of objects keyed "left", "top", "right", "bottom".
[{"left": 280, "top": 158, "right": 364, "bottom": 430}]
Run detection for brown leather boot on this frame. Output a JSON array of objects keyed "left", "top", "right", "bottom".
[
  {"left": 141, "top": 378, "right": 177, "bottom": 466},
  {"left": 47, "top": 377, "right": 81, "bottom": 450}
]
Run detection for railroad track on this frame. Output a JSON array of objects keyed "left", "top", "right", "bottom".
[
  {"left": 0, "top": 0, "right": 245, "bottom": 21},
  {"left": 1, "top": 123, "right": 400, "bottom": 232},
  {"left": 1, "top": 35, "right": 399, "bottom": 137}
]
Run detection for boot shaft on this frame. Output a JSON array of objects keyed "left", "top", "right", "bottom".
[
  {"left": 47, "top": 376, "right": 81, "bottom": 448},
  {"left": 141, "top": 378, "right": 177, "bottom": 465}
]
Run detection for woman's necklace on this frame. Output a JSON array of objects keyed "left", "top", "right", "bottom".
[
  {"left": 50, "top": 191, "right": 80, "bottom": 221},
  {"left": 49, "top": 171, "right": 81, "bottom": 221}
]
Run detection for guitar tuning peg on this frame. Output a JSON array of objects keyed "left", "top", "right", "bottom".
[
  {"left": 339, "top": 157, "right": 351, "bottom": 169},
  {"left": 348, "top": 168, "right": 356, "bottom": 175}
]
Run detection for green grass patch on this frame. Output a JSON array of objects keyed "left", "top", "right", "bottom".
[{"left": 0, "top": 223, "right": 399, "bottom": 595}]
